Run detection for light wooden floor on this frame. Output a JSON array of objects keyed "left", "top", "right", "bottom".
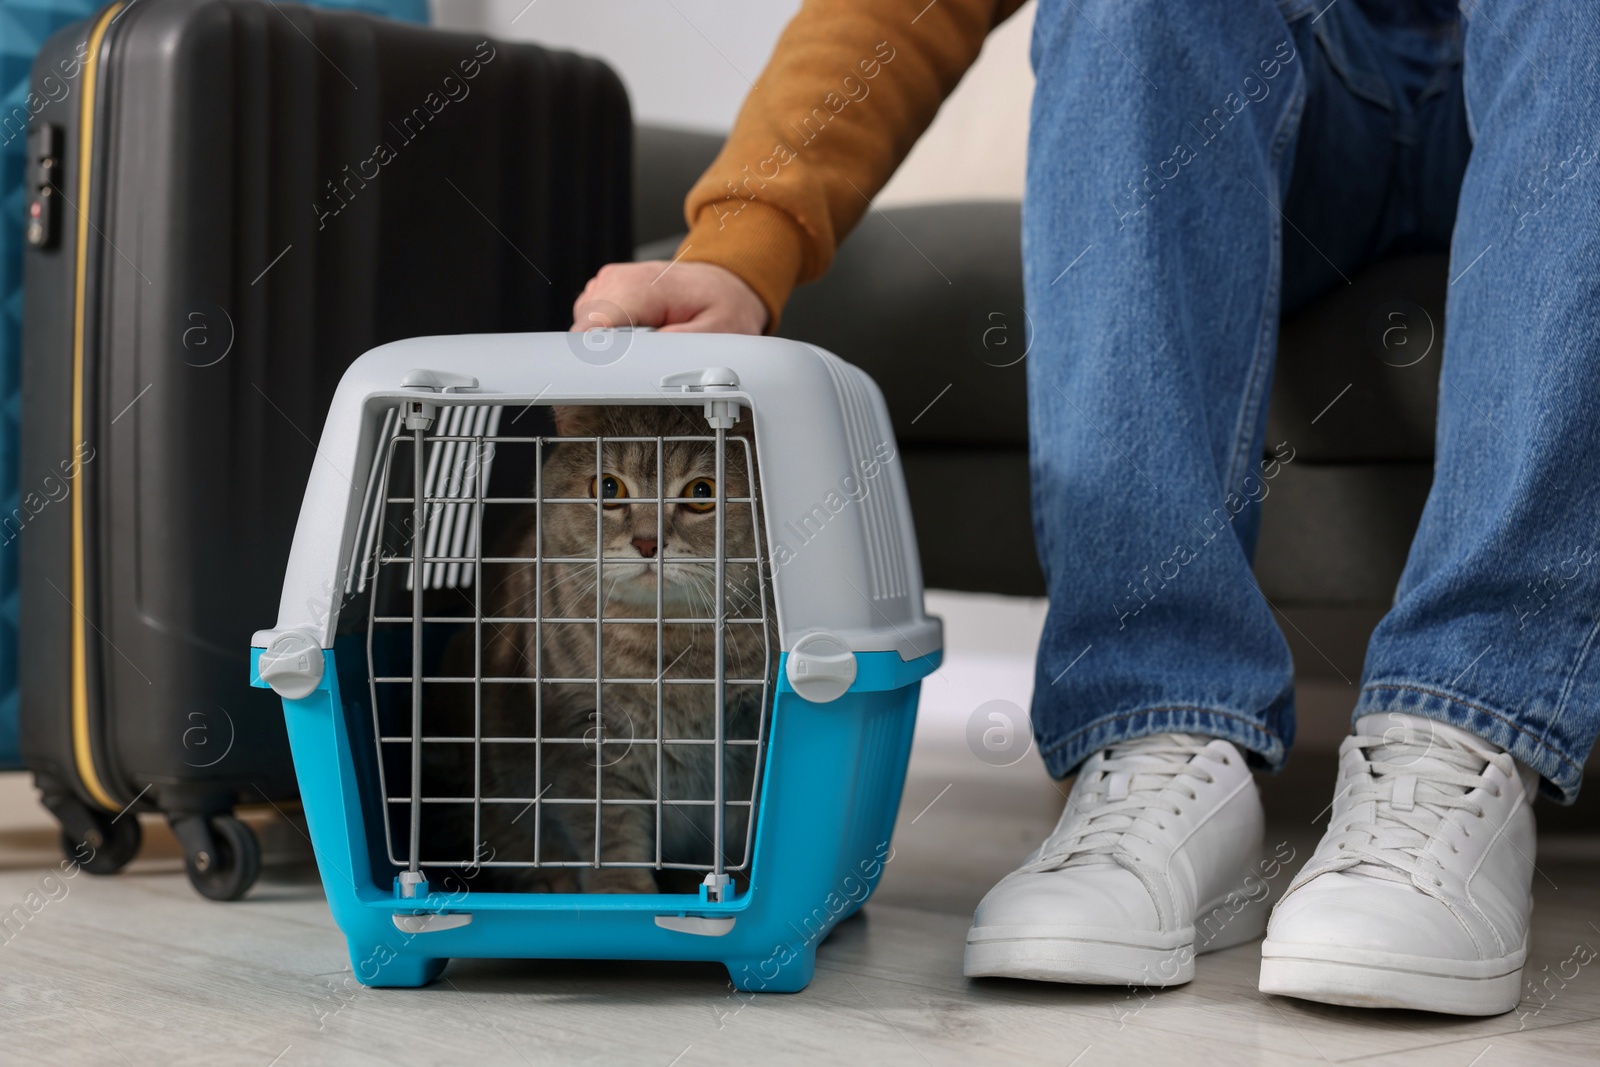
[{"left": 3, "top": 595, "right": 1599, "bottom": 1065}]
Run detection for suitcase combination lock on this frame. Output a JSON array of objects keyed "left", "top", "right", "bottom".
[{"left": 25, "top": 124, "right": 62, "bottom": 250}]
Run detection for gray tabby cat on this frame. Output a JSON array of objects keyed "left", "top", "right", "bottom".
[{"left": 478, "top": 404, "right": 772, "bottom": 893}]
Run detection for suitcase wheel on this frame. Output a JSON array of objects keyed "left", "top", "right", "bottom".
[
  {"left": 59, "top": 810, "right": 143, "bottom": 875},
  {"left": 175, "top": 814, "right": 262, "bottom": 901}
]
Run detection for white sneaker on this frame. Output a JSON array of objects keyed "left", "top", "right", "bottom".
[
  {"left": 1260, "top": 712, "right": 1537, "bottom": 1015},
  {"left": 964, "top": 733, "right": 1266, "bottom": 985}
]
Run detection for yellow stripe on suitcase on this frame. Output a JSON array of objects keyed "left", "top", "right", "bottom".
[{"left": 70, "top": 2, "right": 124, "bottom": 812}]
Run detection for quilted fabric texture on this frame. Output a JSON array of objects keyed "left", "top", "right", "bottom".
[{"left": 0, "top": 0, "right": 430, "bottom": 767}]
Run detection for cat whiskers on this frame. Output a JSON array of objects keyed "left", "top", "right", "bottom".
[
  {"left": 543, "top": 561, "right": 602, "bottom": 605},
  {"left": 678, "top": 565, "right": 761, "bottom": 622}
]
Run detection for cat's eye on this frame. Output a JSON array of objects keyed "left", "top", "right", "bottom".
[
  {"left": 589, "top": 473, "right": 629, "bottom": 508},
  {"left": 680, "top": 477, "right": 716, "bottom": 512}
]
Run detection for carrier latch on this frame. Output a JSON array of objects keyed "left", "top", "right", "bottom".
[
  {"left": 654, "top": 915, "right": 737, "bottom": 937},
  {"left": 659, "top": 367, "right": 739, "bottom": 391},
  {"left": 256, "top": 630, "right": 326, "bottom": 700},
  {"left": 392, "top": 912, "right": 473, "bottom": 934},
  {"left": 660, "top": 368, "right": 741, "bottom": 428},
  {"left": 399, "top": 368, "right": 481, "bottom": 430},
  {"left": 785, "top": 632, "right": 858, "bottom": 703}
]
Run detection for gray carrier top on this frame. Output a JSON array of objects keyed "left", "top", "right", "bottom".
[{"left": 252, "top": 331, "right": 942, "bottom": 662}]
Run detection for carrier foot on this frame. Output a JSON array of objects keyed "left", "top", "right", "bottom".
[
  {"left": 725, "top": 947, "right": 816, "bottom": 993},
  {"left": 349, "top": 944, "right": 449, "bottom": 988}
]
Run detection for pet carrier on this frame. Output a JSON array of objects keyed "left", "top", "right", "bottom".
[{"left": 251, "top": 331, "right": 941, "bottom": 991}]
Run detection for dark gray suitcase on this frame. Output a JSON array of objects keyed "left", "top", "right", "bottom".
[{"left": 18, "top": 0, "right": 631, "bottom": 898}]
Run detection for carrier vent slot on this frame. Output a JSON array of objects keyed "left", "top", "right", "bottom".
[
  {"left": 818, "top": 354, "right": 906, "bottom": 601},
  {"left": 346, "top": 405, "right": 503, "bottom": 594}
]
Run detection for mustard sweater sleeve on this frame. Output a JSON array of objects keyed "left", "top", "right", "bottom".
[{"left": 675, "top": 0, "right": 1026, "bottom": 329}]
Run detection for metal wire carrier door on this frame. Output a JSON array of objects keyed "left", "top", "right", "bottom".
[{"left": 363, "top": 401, "right": 772, "bottom": 901}]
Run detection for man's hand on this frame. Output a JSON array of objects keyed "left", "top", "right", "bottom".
[{"left": 570, "top": 261, "right": 769, "bottom": 335}]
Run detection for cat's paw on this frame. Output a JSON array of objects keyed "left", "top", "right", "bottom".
[
  {"left": 581, "top": 868, "right": 659, "bottom": 894},
  {"left": 537, "top": 871, "right": 581, "bottom": 894}
]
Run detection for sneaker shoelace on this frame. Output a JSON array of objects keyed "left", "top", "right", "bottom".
[
  {"left": 1324, "top": 725, "right": 1506, "bottom": 889},
  {"left": 1023, "top": 734, "right": 1229, "bottom": 872}
]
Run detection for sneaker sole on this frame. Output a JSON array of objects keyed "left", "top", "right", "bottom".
[
  {"left": 1259, "top": 948, "right": 1523, "bottom": 1015},
  {"left": 963, "top": 891, "right": 1268, "bottom": 986}
]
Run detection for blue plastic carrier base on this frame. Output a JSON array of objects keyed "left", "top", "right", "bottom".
[
  {"left": 253, "top": 645, "right": 937, "bottom": 992},
  {"left": 0, "top": 0, "right": 427, "bottom": 767}
]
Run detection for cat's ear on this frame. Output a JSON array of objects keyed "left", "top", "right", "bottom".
[{"left": 551, "top": 405, "right": 603, "bottom": 437}]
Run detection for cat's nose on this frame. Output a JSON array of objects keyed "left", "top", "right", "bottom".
[{"left": 631, "top": 536, "right": 659, "bottom": 558}]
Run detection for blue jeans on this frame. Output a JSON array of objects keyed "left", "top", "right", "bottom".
[{"left": 1024, "top": 0, "right": 1600, "bottom": 800}]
